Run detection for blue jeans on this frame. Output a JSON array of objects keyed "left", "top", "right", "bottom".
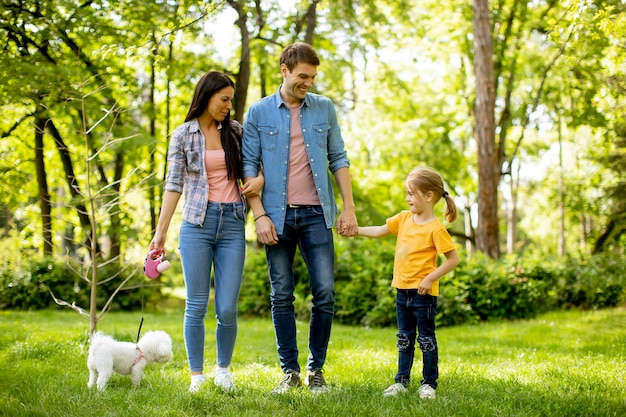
[
  {"left": 395, "top": 290, "right": 438, "bottom": 389},
  {"left": 179, "top": 202, "right": 246, "bottom": 373},
  {"left": 265, "top": 206, "right": 335, "bottom": 373}
]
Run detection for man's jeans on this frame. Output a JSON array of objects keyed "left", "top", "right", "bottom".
[
  {"left": 265, "top": 205, "right": 335, "bottom": 373},
  {"left": 395, "top": 290, "right": 438, "bottom": 389},
  {"left": 179, "top": 202, "right": 246, "bottom": 372}
]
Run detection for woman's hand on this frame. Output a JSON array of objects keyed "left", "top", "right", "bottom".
[{"left": 241, "top": 173, "right": 264, "bottom": 198}]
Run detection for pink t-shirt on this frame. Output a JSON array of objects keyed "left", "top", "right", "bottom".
[
  {"left": 204, "top": 149, "right": 240, "bottom": 203},
  {"left": 287, "top": 106, "right": 320, "bottom": 205}
]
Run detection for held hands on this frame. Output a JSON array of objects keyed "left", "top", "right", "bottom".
[{"left": 336, "top": 209, "right": 358, "bottom": 237}]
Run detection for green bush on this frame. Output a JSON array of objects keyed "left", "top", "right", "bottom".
[
  {"left": 3, "top": 242, "right": 624, "bottom": 329},
  {"left": 334, "top": 237, "right": 396, "bottom": 327},
  {"left": 237, "top": 238, "right": 625, "bottom": 328},
  {"left": 557, "top": 254, "right": 626, "bottom": 309},
  {"left": 240, "top": 244, "right": 272, "bottom": 317},
  {"left": 0, "top": 257, "right": 159, "bottom": 311}
]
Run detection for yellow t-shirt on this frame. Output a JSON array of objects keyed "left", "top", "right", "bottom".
[{"left": 386, "top": 211, "right": 456, "bottom": 296}]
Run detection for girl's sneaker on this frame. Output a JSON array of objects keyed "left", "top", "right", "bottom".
[{"left": 382, "top": 382, "right": 408, "bottom": 397}]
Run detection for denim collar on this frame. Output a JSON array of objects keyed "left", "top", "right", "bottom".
[{"left": 274, "top": 85, "right": 310, "bottom": 109}]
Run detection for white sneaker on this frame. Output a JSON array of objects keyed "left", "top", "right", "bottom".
[
  {"left": 418, "top": 384, "right": 436, "bottom": 399},
  {"left": 382, "top": 382, "right": 408, "bottom": 397},
  {"left": 214, "top": 372, "right": 234, "bottom": 391},
  {"left": 189, "top": 375, "right": 206, "bottom": 393}
]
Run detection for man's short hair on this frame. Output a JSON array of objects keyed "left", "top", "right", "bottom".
[{"left": 280, "top": 42, "right": 320, "bottom": 71}]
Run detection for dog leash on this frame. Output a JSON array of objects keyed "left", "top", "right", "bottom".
[{"left": 136, "top": 285, "right": 145, "bottom": 344}]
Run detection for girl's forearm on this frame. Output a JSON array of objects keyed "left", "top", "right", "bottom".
[{"left": 357, "top": 225, "right": 390, "bottom": 238}]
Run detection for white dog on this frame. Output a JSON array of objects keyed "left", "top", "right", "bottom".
[{"left": 87, "top": 330, "right": 173, "bottom": 390}]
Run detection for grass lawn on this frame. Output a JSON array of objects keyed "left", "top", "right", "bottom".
[{"left": 0, "top": 307, "right": 624, "bottom": 416}]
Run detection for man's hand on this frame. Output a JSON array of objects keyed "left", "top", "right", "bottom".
[
  {"left": 255, "top": 215, "right": 278, "bottom": 245},
  {"left": 337, "top": 209, "right": 358, "bottom": 237}
]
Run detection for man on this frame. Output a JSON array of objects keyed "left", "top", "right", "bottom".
[{"left": 242, "top": 42, "right": 358, "bottom": 393}]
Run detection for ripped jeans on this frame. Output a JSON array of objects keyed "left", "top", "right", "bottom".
[{"left": 394, "top": 289, "right": 438, "bottom": 389}]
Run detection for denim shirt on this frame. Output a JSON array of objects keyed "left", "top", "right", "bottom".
[
  {"left": 242, "top": 86, "right": 350, "bottom": 234},
  {"left": 165, "top": 119, "right": 244, "bottom": 226}
]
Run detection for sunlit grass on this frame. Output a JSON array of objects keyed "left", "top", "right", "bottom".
[{"left": 0, "top": 307, "right": 624, "bottom": 416}]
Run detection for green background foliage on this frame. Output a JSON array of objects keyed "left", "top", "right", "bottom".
[{"left": 1, "top": 0, "right": 625, "bottom": 325}]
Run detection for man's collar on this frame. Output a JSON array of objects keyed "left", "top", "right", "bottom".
[{"left": 275, "top": 85, "right": 309, "bottom": 108}]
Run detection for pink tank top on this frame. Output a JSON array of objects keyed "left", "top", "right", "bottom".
[
  {"left": 205, "top": 149, "right": 240, "bottom": 203},
  {"left": 287, "top": 106, "right": 320, "bottom": 205}
]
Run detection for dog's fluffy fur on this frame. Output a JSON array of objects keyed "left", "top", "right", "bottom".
[{"left": 87, "top": 330, "right": 173, "bottom": 390}]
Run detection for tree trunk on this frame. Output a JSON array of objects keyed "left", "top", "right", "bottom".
[
  {"left": 304, "top": 0, "right": 319, "bottom": 45},
  {"left": 108, "top": 152, "right": 124, "bottom": 261},
  {"left": 473, "top": 0, "right": 500, "bottom": 258},
  {"left": 149, "top": 32, "right": 158, "bottom": 235},
  {"left": 35, "top": 116, "right": 53, "bottom": 256},
  {"left": 47, "top": 120, "right": 93, "bottom": 234},
  {"left": 229, "top": 0, "right": 250, "bottom": 123}
]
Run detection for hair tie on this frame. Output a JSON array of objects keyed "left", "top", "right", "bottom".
[{"left": 442, "top": 191, "right": 449, "bottom": 197}]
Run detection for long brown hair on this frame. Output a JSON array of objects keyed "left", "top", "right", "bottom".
[
  {"left": 185, "top": 71, "right": 241, "bottom": 180},
  {"left": 407, "top": 167, "right": 457, "bottom": 223}
]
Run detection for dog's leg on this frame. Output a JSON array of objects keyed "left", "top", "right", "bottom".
[
  {"left": 97, "top": 370, "right": 112, "bottom": 391},
  {"left": 130, "top": 362, "right": 146, "bottom": 387},
  {"left": 87, "top": 365, "right": 97, "bottom": 389}
]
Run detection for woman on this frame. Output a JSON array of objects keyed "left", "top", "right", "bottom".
[{"left": 149, "top": 71, "right": 263, "bottom": 393}]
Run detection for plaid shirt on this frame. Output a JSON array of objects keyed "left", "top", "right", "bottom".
[{"left": 165, "top": 119, "right": 243, "bottom": 226}]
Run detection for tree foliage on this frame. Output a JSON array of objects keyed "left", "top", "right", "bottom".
[{"left": 1, "top": 0, "right": 624, "bottom": 277}]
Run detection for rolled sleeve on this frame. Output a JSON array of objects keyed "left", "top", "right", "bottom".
[
  {"left": 325, "top": 100, "right": 350, "bottom": 173},
  {"left": 242, "top": 106, "right": 262, "bottom": 179},
  {"left": 164, "top": 129, "right": 186, "bottom": 194}
]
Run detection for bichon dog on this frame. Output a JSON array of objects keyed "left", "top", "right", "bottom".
[{"left": 87, "top": 330, "right": 173, "bottom": 390}]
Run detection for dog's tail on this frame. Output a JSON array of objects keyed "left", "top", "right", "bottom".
[{"left": 89, "top": 331, "right": 113, "bottom": 347}]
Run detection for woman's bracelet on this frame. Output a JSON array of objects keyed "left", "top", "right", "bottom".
[{"left": 254, "top": 213, "right": 269, "bottom": 222}]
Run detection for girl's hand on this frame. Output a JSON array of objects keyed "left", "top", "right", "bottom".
[{"left": 418, "top": 278, "right": 434, "bottom": 295}]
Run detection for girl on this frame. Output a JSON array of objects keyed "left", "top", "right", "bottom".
[
  {"left": 149, "top": 71, "right": 263, "bottom": 393},
  {"left": 356, "top": 167, "right": 459, "bottom": 399}
]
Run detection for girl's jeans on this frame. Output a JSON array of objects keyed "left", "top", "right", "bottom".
[
  {"left": 394, "top": 290, "right": 438, "bottom": 389},
  {"left": 179, "top": 202, "right": 245, "bottom": 373}
]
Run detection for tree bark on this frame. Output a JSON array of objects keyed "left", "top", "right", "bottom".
[
  {"left": 228, "top": 0, "right": 251, "bottom": 123},
  {"left": 473, "top": 0, "right": 500, "bottom": 258},
  {"left": 34, "top": 116, "right": 53, "bottom": 256},
  {"left": 47, "top": 120, "right": 92, "bottom": 232},
  {"left": 303, "top": 0, "right": 319, "bottom": 45}
]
